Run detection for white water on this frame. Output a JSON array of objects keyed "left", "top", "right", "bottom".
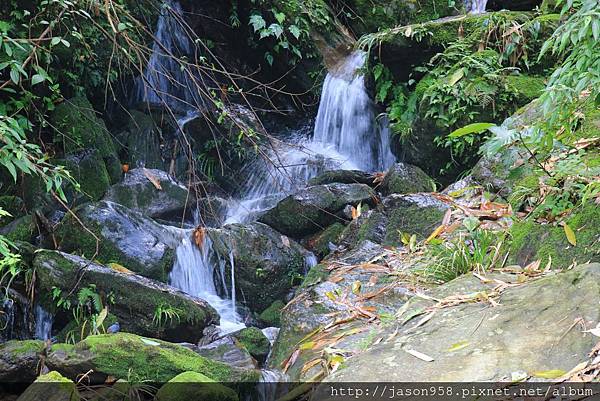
[
  {"left": 225, "top": 51, "right": 396, "bottom": 224},
  {"left": 135, "top": 0, "right": 204, "bottom": 111},
  {"left": 34, "top": 305, "right": 53, "bottom": 341},
  {"left": 466, "top": 0, "right": 487, "bottom": 14},
  {"left": 169, "top": 234, "right": 245, "bottom": 334}
]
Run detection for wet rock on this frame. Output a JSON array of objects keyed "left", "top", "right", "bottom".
[
  {"left": 0, "top": 340, "right": 45, "bottom": 383},
  {"left": 0, "top": 214, "right": 37, "bottom": 243},
  {"left": 208, "top": 222, "right": 311, "bottom": 312},
  {"left": 16, "top": 371, "right": 80, "bottom": 401},
  {"left": 308, "top": 170, "right": 375, "bottom": 187},
  {"left": 155, "top": 371, "right": 239, "bottom": 401},
  {"left": 341, "top": 193, "right": 449, "bottom": 247},
  {"left": 258, "top": 301, "right": 285, "bottom": 327},
  {"left": 307, "top": 222, "right": 346, "bottom": 258},
  {"left": 197, "top": 196, "right": 229, "bottom": 227},
  {"left": 63, "top": 150, "right": 111, "bottom": 202},
  {"left": 34, "top": 250, "right": 218, "bottom": 343},
  {"left": 231, "top": 327, "right": 271, "bottom": 365},
  {"left": 117, "top": 110, "right": 166, "bottom": 171},
  {"left": 324, "top": 263, "right": 600, "bottom": 382},
  {"left": 194, "top": 336, "right": 256, "bottom": 370},
  {"left": 0, "top": 195, "right": 25, "bottom": 227},
  {"left": 55, "top": 201, "right": 177, "bottom": 282},
  {"left": 380, "top": 162, "right": 434, "bottom": 195},
  {"left": 104, "top": 168, "right": 193, "bottom": 220},
  {"left": 259, "top": 183, "right": 377, "bottom": 238},
  {"left": 46, "top": 333, "right": 258, "bottom": 384}
]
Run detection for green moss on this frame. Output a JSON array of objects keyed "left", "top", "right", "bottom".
[
  {"left": 384, "top": 203, "right": 446, "bottom": 244},
  {"left": 5, "top": 215, "right": 37, "bottom": 243},
  {"left": 6, "top": 339, "right": 45, "bottom": 355},
  {"left": 508, "top": 203, "right": 600, "bottom": 268},
  {"left": 62, "top": 151, "right": 111, "bottom": 201},
  {"left": 311, "top": 222, "right": 345, "bottom": 257},
  {"left": 233, "top": 328, "right": 270, "bottom": 362},
  {"left": 18, "top": 371, "right": 80, "bottom": 401},
  {"left": 155, "top": 372, "right": 238, "bottom": 401},
  {"left": 76, "top": 333, "right": 237, "bottom": 382},
  {"left": 506, "top": 75, "right": 546, "bottom": 104},
  {"left": 301, "top": 264, "right": 329, "bottom": 288},
  {"left": 259, "top": 300, "right": 285, "bottom": 327}
]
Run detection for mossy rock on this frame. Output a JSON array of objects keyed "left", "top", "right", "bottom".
[
  {"left": 0, "top": 195, "right": 25, "bottom": 227},
  {"left": 232, "top": 328, "right": 270, "bottom": 364},
  {"left": 34, "top": 250, "right": 218, "bottom": 343},
  {"left": 258, "top": 300, "right": 285, "bottom": 327},
  {"left": 55, "top": 201, "right": 177, "bottom": 282},
  {"left": 1, "top": 214, "right": 37, "bottom": 243},
  {"left": 155, "top": 372, "right": 238, "bottom": 401},
  {"left": 381, "top": 162, "right": 435, "bottom": 195},
  {"left": 62, "top": 150, "right": 111, "bottom": 201},
  {"left": 300, "top": 264, "right": 330, "bottom": 288},
  {"left": 16, "top": 371, "right": 80, "bottom": 401},
  {"left": 47, "top": 333, "right": 257, "bottom": 384},
  {"left": 259, "top": 183, "right": 377, "bottom": 238},
  {"left": 308, "top": 170, "right": 375, "bottom": 186},
  {"left": 309, "top": 222, "right": 346, "bottom": 258},
  {"left": 51, "top": 96, "right": 121, "bottom": 184},
  {"left": 0, "top": 339, "right": 45, "bottom": 383},
  {"left": 506, "top": 75, "right": 546, "bottom": 104},
  {"left": 508, "top": 203, "right": 600, "bottom": 268}
]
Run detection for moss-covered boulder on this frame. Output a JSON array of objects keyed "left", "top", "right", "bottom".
[
  {"left": 341, "top": 193, "right": 449, "bottom": 247},
  {"left": 259, "top": 183, "right": 377, "bottom": 238},
  {"left": 104, "top": 168, "right": 193, "bottom": 220},
  {"left": 508, "top": 203, "right": 600, "bottom": 268},
  {"left": 324, "top": 263, "right": 600, "bottom": 383},
  {"left": 155, "top": 371, "right": 239, "bottom": 401},
  {"left": 0, "top": 195, "right": 25, "bottom": 227},
  {"left": 55, "top": 201, "right": 177, "bottom": 282},
  {"left": 62, "top": 150, "right": 111, "bottom": 201},
  {"left": 51, "top": 96, "right": 121, "bottom": 183},
  {"left": 34, "top": 251, "right": 218, "bottom": 343},
  {"left": 47, "top": 333, "right": 258, "bottom": 384},
  {"left": 0, "top": 214, "right": 37, "bottom": 243},
  {"left": 16, "top": 371, "right": 80, "bottom": 401},
  {"left": 117, "top": 110, "right": 166, "bottom": 171},
  {"left": 0, "top": 340, "right": 45, "bottom": 382},
  {"left": 381, "top": 162, "right": 435, "bottom": 195},
  {"left": 258, "top": 300, "right": 285, "bottom": 327},
  {"left": 308, "top": 222, "right": 346, "bottom": 258},
  {"left": 195, "top": 336, "right": 256, "bottom": 370},
  {"left": 208, "top": 222, "right": 311, "bottom": 312},
  {"left": 232, "top": 327, "right": 270, "bottom": 364}
]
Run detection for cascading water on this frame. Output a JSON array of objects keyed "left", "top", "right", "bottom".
[
  {"left": 225, "top": 51, "right": 396, "bottom": 224},
  {"left": 135, "top": 0, "right": 205, "bottom": 111},
  {"left": 465, "top": 0, "right": 488, "bottom": 14},
  {"left": 169, "top": 233, "right": 245, "bottom": 334},
  {"left": 34, "top": 305, "right": 53, "bottom": 341}
]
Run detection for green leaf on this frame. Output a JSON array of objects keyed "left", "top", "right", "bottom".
[
  {"left": 448, "top": 68, "right": 464, "bottom": 86},
  {"left": 31, "top": 74, "right": 45, "bottom": 85},
  {"left": 448, "top": 123, "right": 496, "bottom": 138},
  {"left": 117, "top": 22, "right": 127, "bottom": 32},
  {"left": 268, "top": 23, "right": 284, "bottom": 38},
  {"left": 532, "top": 370, "right": 566, "bottom": 379},
  {"left": 50, "top": 37, "right": 61, "bottom": 46},
  {"left": 9, "top": 67, "right": 19, "bottom": 84},
  {"left": 249, "top": 14, "right": 266, "bottom": 32},
  {"left": 289, "top": 25, "right": 301, "bottom": 39},
  {"left": 274, "top": 11, "right": 286, "bottom": 24}
]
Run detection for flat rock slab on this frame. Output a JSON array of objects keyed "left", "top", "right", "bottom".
[{"left": 327, "top": 264, "right": 600, "bottom": 382}]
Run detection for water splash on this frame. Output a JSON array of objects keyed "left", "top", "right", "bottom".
[
  {"left": 169, "top": 233, "right": 245, "bottom": 334},
  {"left": 34, "top": 305, "right": 53, "bottom": 341}
]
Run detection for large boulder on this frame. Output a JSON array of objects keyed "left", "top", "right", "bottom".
[
  {"left": 0, "top": 340, "right": 45, "bottom": 383},
  {"left": 104, "top": 168, "right": 193, "bottom": 220},
  {"left": 34, "top": 251, "right": 218, "bottom": 343},
  {"left": 231, "top": 327, "right": 270, "bottom": 365},
  {"left": 55, "top": 201, "right": 177, "bottom": 282},
  {"left": 380, "top": 162, "right": 435, "bottom": 195},
  {"left": 259, "top": 183, "right": 377, "bottom": 238},
  {"left": 62, "top": 150, "right": 111, "bottom": 202},
  {"left": 208, "top": 222, "right": 312, "bottom": 312},
  {"left": 308, "top": 170, "right": 376, "bottom": 187},
  {"left": 46, "top": 333, "right": 259, "bottom": 384},
  {"left": 195, "top": 336, "right": 257, "bottom": 370},
  {"left": 324, "top": 263, "right": 600, "bottom": 383}
]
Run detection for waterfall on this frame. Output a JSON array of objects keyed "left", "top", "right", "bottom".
[
  {"left": 465, "top": 0, "right": 487, "bottom": 14},
  {"left": 313, "top": 51, "right": 396, "bottom": 173},
  {"left": 169, "top": 234, "right": 245, "bottom": 334},
  {"left": 135, "top": 0, "right": 205, "bottom": 111},
  {"left": 34, "top": 305, "right": 53, "bottom": 341}
]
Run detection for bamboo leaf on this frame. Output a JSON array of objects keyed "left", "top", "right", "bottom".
[{"left": 562, "top": 222, "right": 577, "bottom": 246}]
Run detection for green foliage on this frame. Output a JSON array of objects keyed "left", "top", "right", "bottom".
[
  {"left": 420, "top": 219, "right": 504, "bottom": 282},
  {"left": 153, "top": 303, "right": 182, "bottom": 330}
]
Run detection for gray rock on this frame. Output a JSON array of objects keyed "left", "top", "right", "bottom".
[
  {"left": 380, "top": 162, "right": 435, "bottom": 195},
  {"left": 55, "top": 201, "right": 178, "bottom": 282},
  {"left": 194, "top": 336, "right": 257, "bottom": 370},
  {"left": 104, "top": 168, "right": 193, "bottom": 220},
  {"left": 34, "top": 250, "right": 218, "bottom": 343},
  {"left": 0, "top": 340, "right": 45, "bottom": 382},
  {"left": 259, "top": 183, "right": 377, "bottom": 238}
]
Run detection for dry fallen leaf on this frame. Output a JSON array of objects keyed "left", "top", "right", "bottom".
[
  {"left": 562, "top": 222, "right": 577, "bottom": 246},
  {"left": 404, "top": 348, "right": 434, "bottom": 362},
  {"left": 193, "top": 226, "right": 206, "bottom": 248},
  {"left": 143, "top": 168, "right": 162, "bottom": 190}
]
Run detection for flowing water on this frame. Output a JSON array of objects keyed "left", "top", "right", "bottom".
[
  {"left": 465, "top": 0, "right": 488, "bottom": 14},
  {"left": 34, "top": 305, "right": 53, "bottom": 341}
]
